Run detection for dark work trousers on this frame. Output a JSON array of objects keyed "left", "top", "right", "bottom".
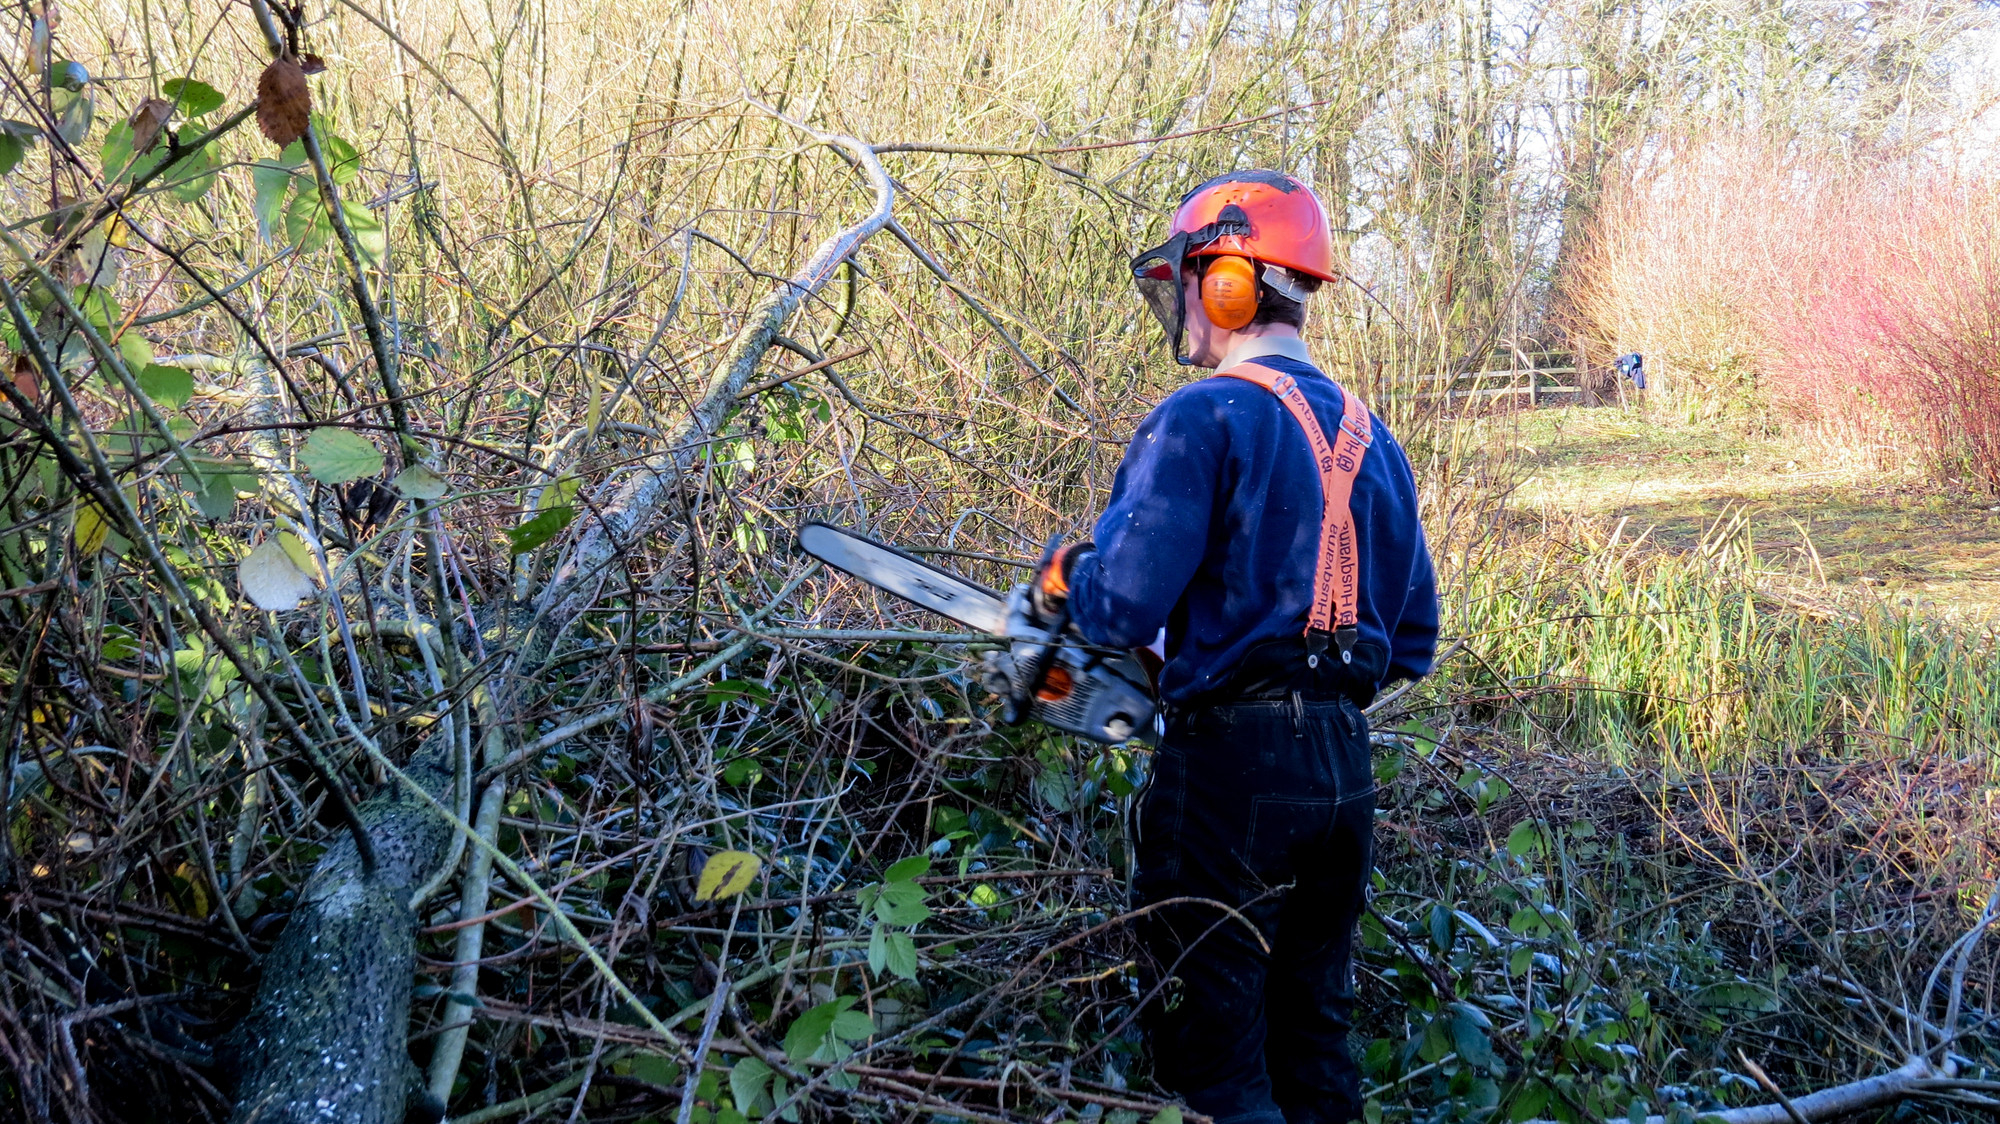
[{"left": 1133, "top": 695, "right": 1375, "bottom": 1124}]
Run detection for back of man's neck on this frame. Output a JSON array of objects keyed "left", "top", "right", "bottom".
[{"left": 1215, "top": 333, "right": 1312, "bottom": 373}]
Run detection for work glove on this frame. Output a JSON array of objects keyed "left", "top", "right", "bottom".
[
  {"left": 979, "top": 645, "right": 1017, "bottom": 698},
  {"left": 983, "top": 585, "right": 1041, "bottom": 698},
  {"left": 1031, "top": 541, "right": 1094, "bottom": 620}
]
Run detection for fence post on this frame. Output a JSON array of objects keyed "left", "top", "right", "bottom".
[{"left": 1529, "top": 367, "right": 1539, "bottom": 408}]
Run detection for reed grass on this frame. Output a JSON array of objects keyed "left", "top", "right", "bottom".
[{"left": 1440, "top": 508, "right": 2000, "bottom": 772}]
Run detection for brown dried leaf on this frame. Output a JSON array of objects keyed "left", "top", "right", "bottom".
[
  {"left": 127, "top": 97, "right": 172, "bottom": 156},
  {"left": 255, "top": 58, "right": 309, "bottom": 147},
  {"left": 12, "top": 354, "right": 38, "bottom": 407},
  {"left": 299, "top": 54, "right": 327, "bottom": 76}
]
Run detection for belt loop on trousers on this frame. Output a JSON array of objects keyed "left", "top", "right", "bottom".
[{"left": 1289, "top": 690, "right": 1306, "bottom": 740}]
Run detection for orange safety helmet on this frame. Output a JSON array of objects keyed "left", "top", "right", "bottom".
[{"left": 1131, "top": 170, "right": 1338, "bottom": 364}]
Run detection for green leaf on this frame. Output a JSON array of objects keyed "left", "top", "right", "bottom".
[
  {"left": 391, "top": 463, "right": 448, "bottom": 500},
  {"left": 0, "top": 132, "right": 26, "bottom": 176},
  {"left": 322, "top": 131, "right": 362, "bottom": 185},
  {"left": 830, "top": 1008, "right": 872, "bottom": 1042},
  {"left": 867, "top": 922, "right": 888, "bottom": 975},
  {"left": 729, "top": 1056, "right": 774, "bottom": 1116},
  {"left": 505, "top": 504, "right": 576, "bottom": 554},
  {"left": 1507, "top": 905, "right": 1553, "bottom": 937},
  {"left": 1449, "top": 1002, "right": 1497, "bottom": 1069},
  {"left": 1508, "top": 1080, "right": 1552, "bottom": 1122},
  {"left": 252, "top": 160, "right": 298, "bottom": 239},
  {"left": 343, "top": 199, "right": 386, "bottom": 266},
  {"left": 300, "top": 427, "right": 385, "bottom": 484},
  {"left": 53, "top": 88, "right": 92, "bottom": 144},
  {"left": 1417, "top": 1013, "right": 1452, "bottom": 1063},
  {"left": 161, "top": 78, "right": 223, "bottom": 117},
  {"left": 1692, "top": 981, "right": 1780, "bottom": 1013},
  {"left": 138, "top": 364, "right": 193, "bottom": 409},
  {"left": 284, "top": 188, "right": 334, "bottom": 253},
  {"left": 783, "top": 996, "right": 854, "bottom": 1063},
  {"left": 163, "top": 128, "right": 219, "bottom": 202},
  {"left": 71, "top": 286, "right": 120, "bottom": 331},
  {"left": 872, "top": 879, "right": 930, "bottom": 926},
  {"left": 101, "top": 119, "right": 139, "bottom": 181},
  {"left": 1372, "top": 745, "right": 1404, "bottom": 785},
  {"left": 1152, "top": 1109, "right": 1184, "bottom": 1124},
  {"left": 115, "top": 332, "right": 154, "bottom": 373},
  {"left": 884, "top": 855, "right": 929, "bottom": 883},
  {"left": 628, "top": 1051, "right": 679, "bottom": 1088},
  {"left": 537, "top": 474, "right": 582, "bottom": 510},
  {"left": 1506, "top": 819, "right": 1546, "bottom": 860},
  {"left": 883, "top": 930, "right": 918, "bottom": 981},
  {"left": 187, "top": 465, "right": 241, "bottom": 519},
  {"left": 1428, "top": 903, "right": 1454, "bottom": 952},
  {"left": 704, "top": 679, "right": 772, "bottom": 708}
]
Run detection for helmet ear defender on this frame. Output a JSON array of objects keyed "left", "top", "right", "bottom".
[{"left": 1200, "top": 255, "right": 1259, "bottom": 330}]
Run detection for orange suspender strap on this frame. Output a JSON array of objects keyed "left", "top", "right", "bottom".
[{"left": 1219, "top": 360, "right": 1375, "bottom": 666}]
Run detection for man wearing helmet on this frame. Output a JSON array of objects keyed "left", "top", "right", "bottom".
[{"left": 1029, "top": 171, "right": 1439, "bottom": 1123}]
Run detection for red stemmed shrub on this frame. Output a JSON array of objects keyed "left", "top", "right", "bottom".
[{"left": 1568, "top": 132, "right": 2000, "bottom": 485}]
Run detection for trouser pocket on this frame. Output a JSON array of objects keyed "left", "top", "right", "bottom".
[{"left": 1243, "top": 795, "right": 1335, "bottom": 891}]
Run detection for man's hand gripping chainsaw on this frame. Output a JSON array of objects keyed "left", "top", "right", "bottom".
[{"left": 798, "top": 522, "right": 1157, "bottom": 744}]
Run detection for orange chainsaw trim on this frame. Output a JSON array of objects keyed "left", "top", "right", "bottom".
[{"left": 1220, "top": 360, "right": 1374, "bottom": 662}]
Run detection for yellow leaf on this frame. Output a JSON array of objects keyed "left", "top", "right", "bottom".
[
  {"left": 172, "top": 862, "right": 212, "bottom": 918},
  {"left": 693, "top": 850, "right": 760, "bottom": 902},
  {"left": 76, "top": 482, "right": 140, "bottom": 556},
  {"left": 277, "top": 531, "right": 319, "bottom": 577},
  {"left": 75, "top": 501, "right": 110, "bottom": 554}
]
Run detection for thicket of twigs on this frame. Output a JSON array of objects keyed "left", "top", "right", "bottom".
[{"left": 2, "top": 0, "right": 2000, "bottom": 1121}]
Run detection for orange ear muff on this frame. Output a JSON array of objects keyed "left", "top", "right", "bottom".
[{"left": 1200, "top": 255, "right": 1258, "bottom": 330}]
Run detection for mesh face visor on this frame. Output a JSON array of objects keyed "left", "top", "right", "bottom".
[
  {"left": 1130, "top": 233, "right": 1193, "bottom": 365},
  {"left": 1129, "top": 211, "right": 1252, "bottom": 365}
]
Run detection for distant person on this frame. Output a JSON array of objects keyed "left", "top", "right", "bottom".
[
  {"left": 1027, "top": 170, "right": 1440, "bottom": 1124},
  {"left": 1616, "top": 352, "right": 1645, "bottom": 390}
]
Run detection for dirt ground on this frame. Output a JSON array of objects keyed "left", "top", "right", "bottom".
[{"left": 1471, "top": 406, "right": 2000, "bottom": 619}]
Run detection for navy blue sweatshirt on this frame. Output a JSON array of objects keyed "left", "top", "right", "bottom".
[{"left": 1066, "top": 348, "right": 1439, "bottom": 705}]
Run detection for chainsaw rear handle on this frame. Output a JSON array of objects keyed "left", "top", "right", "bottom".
[
  {"left": 1003, "top": 534, "right": 1072, "bottom": 726},
  {"left": 1003, "top": 601, "right": 1070, "bottom": 726}
]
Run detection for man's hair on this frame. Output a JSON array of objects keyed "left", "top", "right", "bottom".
[
  {"left": 1191, "top": 256, "right": 1322, "bottom": 328},
  {"left": 1251, "top": 267, "right": 1322, "bottom": 328}
]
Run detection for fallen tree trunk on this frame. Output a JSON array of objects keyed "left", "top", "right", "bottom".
[
  {"left": 228, "top": 748, "right": 453, "bottom": 1124},
  {"left": 1527, "top": 1056, "right": 1940, "bottom": 1124}
]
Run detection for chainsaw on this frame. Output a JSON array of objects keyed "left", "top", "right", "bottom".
[{"left": 797, "top": 522, "right": 1157, "bottom": 744}]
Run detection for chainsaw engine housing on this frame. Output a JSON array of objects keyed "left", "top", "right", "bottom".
[{"left": 1027, "top": 644, "right": 1156, "bottom": 743}]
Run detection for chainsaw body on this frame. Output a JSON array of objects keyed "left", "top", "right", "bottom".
[{"left": 797, "top": 522, "right": 1156, "bottom": 744}]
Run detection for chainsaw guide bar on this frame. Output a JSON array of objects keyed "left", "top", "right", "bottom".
[{"left": 798, "top": 521, "right": 1009, "bottom": 634}]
